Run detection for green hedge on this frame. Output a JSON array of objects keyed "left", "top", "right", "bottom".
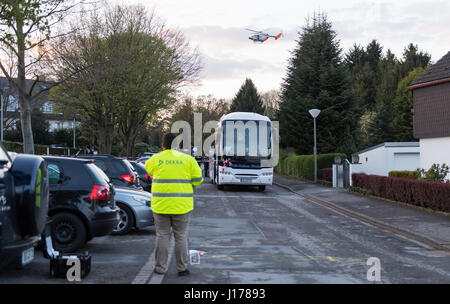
[
  {"left": 276, "top": 152, "right": 346, "bottom": 181},
  {"left": 388, "top": 170, "right": 421, "bottom": 180},
  {"left": 3, "top": 140, "right": 73, "bottom": 155}
]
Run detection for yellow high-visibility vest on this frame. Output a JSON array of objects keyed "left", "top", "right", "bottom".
[{"left": 145, "top": 149, "right": 203, "bottom": 214}]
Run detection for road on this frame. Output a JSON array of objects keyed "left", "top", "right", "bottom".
[{"left": 1, "top": 178, "right": 449, "bottom": 284}]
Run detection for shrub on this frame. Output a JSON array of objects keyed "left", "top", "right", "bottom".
[
  {"left": 418, "top": 163, "right": 450, "bottom": 182},
  {"left": 318, "top": 168, "right": 332, "bottom": 182},
  {"left": 352, "top": 173, "right": 450, "bottom": 212},
  {"left": 389, "top": 170, "right": 421, "bottom": 180},
  {"left": 276, "top": 153, "right": 346, "bottom": 181}
]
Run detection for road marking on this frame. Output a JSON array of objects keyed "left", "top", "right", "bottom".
[
  {"left": 196, "top": 195, "right": 278, "bottom": 199},
  {"left": 147, "top": 237, "right": 175, "bottom": 284},
  {"left": 132, "top": 234, "right": 175, "bottom": 284},
  {"left": 205, "top": 253, "right": 363, "bottom": 263}
]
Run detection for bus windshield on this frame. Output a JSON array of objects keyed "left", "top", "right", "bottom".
[{"left": 221, "top": 119, "right": 271, "bottom": 158}]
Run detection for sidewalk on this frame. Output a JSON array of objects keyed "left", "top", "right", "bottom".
[{"left": 274, "top": 174, "right": 450, "bottom": 250}]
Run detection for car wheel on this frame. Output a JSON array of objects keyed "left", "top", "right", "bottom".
[
  {"left": 111, "top": 203, "right": 134, "bottom": 235},
  {"left": 51, "top": 212, "right": 86, "bottom": 253},
  {"left": 258, "top": 185, "right": 266, "bottom": 192}
]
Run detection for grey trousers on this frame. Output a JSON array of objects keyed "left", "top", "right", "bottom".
[{"left": 153, "top": 212, "right": 191, "bottom": 273}]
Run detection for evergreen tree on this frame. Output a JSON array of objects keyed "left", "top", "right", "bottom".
[
  {"left": 366, "top": 102, "right": 395, "bottom": 146},
  {"left": 345, "top": 43, "right": 366, "bottom": 81},
  {"left": 278, "top": 13, "right": 359, "bottom": 156},
  {"left": 353, "top": 40, "right": 383, "bottom": 111},
  {"left": 229, "top": 78, "right": 265, "bottom": 114},
  {"left": 390, "top": 67, "right": 426, "bottom": 141},
  {"left": 398, "top": 44, "right": 431, "bottom": 78},
  {"left": 365, "top": 49, "right": 400, "bottom": 145}
]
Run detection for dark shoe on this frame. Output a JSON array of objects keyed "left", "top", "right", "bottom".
[
  {"left": 178, "top": 269, "right": 190, "bottom": 276},
  {"left": 154, "top": 269, "right": 165, "bottom": 275}
]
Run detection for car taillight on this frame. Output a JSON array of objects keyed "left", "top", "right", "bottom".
[
  {"left": 89, "top": 185, "right": 110, "bottom": 200},
  {"left": 145, "top": 174, "right": 152, "bottom": 181},
  {"left": 140, "top": 161, "right": 145, "bottom": 164},
  {"left": 121, "top": 174, "right": 135, "bottom": 184}
]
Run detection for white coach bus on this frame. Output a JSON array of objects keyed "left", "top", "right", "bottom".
[{"left": 209, "top": 112, "right": 278, "bottom": 191}]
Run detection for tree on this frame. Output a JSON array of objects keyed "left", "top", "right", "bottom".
[
  {"left": 390, "top": 67, "right": 426, "bottom": 141},
  {"left": 398, "top": 44, "right": 431, "bottom": 78},
  {"left": 0, "top": 0, "right": 86, "bottom": 153},
  {"left": 167, "top": 94, "right": 231, "bottom": 153},
  {"left": 51, "top": 4, "right": 201, "bottom": 156},
  {"left": 278, "top": 13, "right": 359, "bottom": 156},
  {"left": 352, "top": 40, "right": 383, "bottom": 111},
  {"left": 260, "top": 89, "right": 281, "bottom": 120},
  {"left": 364, "top": 49, "right": 400, "bottom": 145},
  {"left": 229, "top": 78, "right": 265, "bottom": 114}
]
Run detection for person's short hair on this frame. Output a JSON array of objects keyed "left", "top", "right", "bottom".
[{"left": 162, "top": 133, "right": 177, "bottom": 149}]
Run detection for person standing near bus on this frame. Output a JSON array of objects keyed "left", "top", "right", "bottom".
[{"left": 145, "top": 133, "right": 203, "bottom": 276}]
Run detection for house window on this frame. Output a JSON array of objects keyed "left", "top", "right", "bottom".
[
  {"left": 7, "top": 96, "right": 18, "bottom": 111},
  {"left": 41, "top": 102, "right": 53, "bottom": 113}
]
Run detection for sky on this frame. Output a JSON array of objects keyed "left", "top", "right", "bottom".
[{"left": 109, "top": 0, "right": 450, "bottom": 99}]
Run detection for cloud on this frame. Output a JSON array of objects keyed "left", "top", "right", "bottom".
[{"left": 200, "top": 55, "right": 281, "bottom": 80}]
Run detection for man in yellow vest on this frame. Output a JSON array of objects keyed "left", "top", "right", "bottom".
[{"left": 145, "top": 133, "right": 203, "bottom": 276}]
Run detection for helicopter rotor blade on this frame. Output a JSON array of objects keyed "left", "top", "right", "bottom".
[{"left": 245, "top": 28, "right": 263, "bottom": 33}]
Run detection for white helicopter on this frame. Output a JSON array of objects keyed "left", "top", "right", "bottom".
[{"left": 246, "top": 28, "right": 283, "bottom": 43}]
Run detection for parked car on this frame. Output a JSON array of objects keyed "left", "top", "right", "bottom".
[
  {"left": 0, "top": 145, "right": 49, "bottom": 269},
  {"left": 130, "top": 161, "right": 152, "bottom": 192},
  {"left": 112, "top": 187, "right": 153, "bottom": 235},
  {"left": 138, "top": 152, "right": 156, "bottom": 158},
  {"left": 77, "top": 155, "right": 141, "bottom": 190},
  {"left": 43, "top": 156, "right": 119, "bottom": 252},
  {"left": 136, "top": 156, "right": 151, "bottom": 165}
]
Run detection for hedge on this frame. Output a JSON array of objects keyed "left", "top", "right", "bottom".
[
  {"left": 2, "top": 140, "right": 73, "bottom": 156},
  {"left": 276, "top": 153, "right": 346, "bottom": 181},
  {"left": 352, "top": 173, "right": 450, "bottom": 212},
  {"left": 388, "top": 170, "right": 421, "bottom": 180}
]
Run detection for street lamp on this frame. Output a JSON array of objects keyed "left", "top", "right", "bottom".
[{"left": 308, "top": 109, "right": 321, "bottom": 183}]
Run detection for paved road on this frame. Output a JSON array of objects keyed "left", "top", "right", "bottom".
[
  {"left": 0, "top": 227, "right": 156, "bottom": 284},
  {"left": 163, "top": 180, "right": 450, "bottom": 284},
  {"left": 1, "top": 178, "right": 449, "bottom": 284}
]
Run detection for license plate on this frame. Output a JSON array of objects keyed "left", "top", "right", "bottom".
[
  {"left": 21, "top": 247, "right": 34, "bottom": 265},
  {"left": 240, "top": 178, "right": 254, "bottom": 183}
]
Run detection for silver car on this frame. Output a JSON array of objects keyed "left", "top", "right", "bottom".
[{"left": 111, "top": 186, "right": 154, "bottom": 235}]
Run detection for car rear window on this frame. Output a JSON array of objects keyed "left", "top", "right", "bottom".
[
  {"left": 122, "top": 159, "right": 137, "bottom": 174},
  {"left": 85, "top": 163, "right": 110, "bottom": 186},
  {"left": 132, "top": 162, "right": 147, "bottom": 175}
]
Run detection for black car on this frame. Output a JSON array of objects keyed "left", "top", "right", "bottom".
[
  {"left": 130, "top": 161, "right": 152, "bottom": 192},
  {"left": 0, "top": 145, "right": 49, "bottom": 269},
  {"left": 43, "top": 156, "right": 119, "bottom": 252},
  {"left": 77, "top": 155, "right": 141, "bottom": 190}
]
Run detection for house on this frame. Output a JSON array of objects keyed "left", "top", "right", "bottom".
[
  {"left": 351, "top": 142, "right": 421, "bottom": 176},
  {"left": 409, "top": 51, "right": 450, "bottom": 180},
  {"left": 0, "top": 77, "right": 79, "bottom": 132}
]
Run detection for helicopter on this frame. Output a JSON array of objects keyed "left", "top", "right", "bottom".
[{"left": 246, "top": 28, "right": 282, "bottom": 43}]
